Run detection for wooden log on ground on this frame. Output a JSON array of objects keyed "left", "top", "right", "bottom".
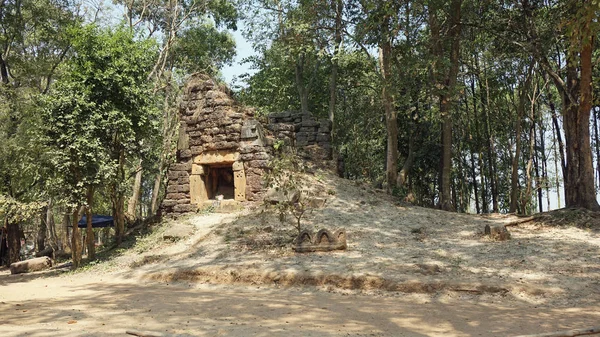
[
  {"left": 9, "top": 256, "right": 53, "bottom": 274},
  {"left": 505, "top": 216, "right": 535, "bottom": 227},
  {"left": 514, "top": 325, "right": 600, "bottom": 337},
  {"left": 483, "top": 224, "right": 511, "bottom": 241},
  {"left": 35, "top": 247, "right": 54, "bottom": 258}
]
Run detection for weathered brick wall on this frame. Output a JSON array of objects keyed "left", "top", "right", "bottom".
[
  {"left": 267, "top": 111, "right": 332, "bottom": 160},
  {"left": 162, "top": 74, "right": 271, "bottom": 215},
  {"left": 162, "top": 75, "right": 335, "bottom": 216}
]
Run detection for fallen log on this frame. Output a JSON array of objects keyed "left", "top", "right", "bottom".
[
  {"left": 505, "top": 216, "right": 535, "bottom": 227},
  {"left": 9, "top": 256, "right": 53, "bottom": 274},
  {"left": 35, "top": 247, "right": 54, "bottom": 258},
  {"left": 514, "top": 326, "right": 600, "bottom": 337}
]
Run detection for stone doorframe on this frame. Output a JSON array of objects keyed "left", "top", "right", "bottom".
[{"left": 189, "top": 150, "right": 246, "bottom": 204}]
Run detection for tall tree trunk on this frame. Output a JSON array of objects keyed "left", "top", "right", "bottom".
[
  {"left": 379, "top": 40, "right": 398, "bottom": 192},
  {"left": 86, "top": 186, "right": 95, "bottom": 260},
  {"left": 397, "top": 135, "right": 415, "bottom": 188},
  {"left": 46, "top": 199, "right": 59, "bottom": 252},
  {"left": 71, "top": 207, "right": 82, "bottom": 269},
  {"left": 551, "top": 110, "right": 562, "bottom": 209},
  {"left": 0, "top": 54, "right": 8, "bottom": 84},
  {"left": 127, "top": 159, "right": 143, "bottom": 220},
  {"left": 534, "top": 133, "right": 543, "bottom": 213},
  {"left": 550, "top": 104, "right": 566, "bottom": 182},
  {"left": 527, "top": 2, "right": 598, "bottom": 210},
  {"left": 37, "top": 206, "right": 47, "bottom": 253},
  {"left": 593, "top": 107, "right": 600, "bottom": 189},
  {"left": 151, "top": 173, "right": 162, "bottom": 216},
  {"left": 432, "top": 0, "right": 462, "bottom": 211},
  {"left": 538, "top": 117, "right": 550, "bottom": 212},
  {"left": 6, "top": 218, "right": 21, "bottom": 265},
  {"left": 328, "top": 0, "right": 342, "bottom": 135},
  {"left": 151, "top": 88, "right": 176, "bottom": 216},
  {"left": 482, "top": 74, "right": 499, "bottom": 212},
  {"left": 510, "top": 63, "right": 534, "bottom": 213},
  {"left": 522, "top": 87, "right": 538, "bottom": 214},
  {"left": 295, "top": 54, "right": 309, "bottom": 115},
  {"left": 562, "top": 27, "right": 600, "bottom": 210},
  {"left": 469, "top": 74, "right": 481, "bottom": 214},
  {"left": 114, "top": 148, "right": 127, "bottom": 245},
  {"left": 62, "top": 212, "right": 70, "bottom": 252}
]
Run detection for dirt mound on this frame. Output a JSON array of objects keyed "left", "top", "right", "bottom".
[{"left": 100, "top": 170, "right": 600, "bottom": 308}]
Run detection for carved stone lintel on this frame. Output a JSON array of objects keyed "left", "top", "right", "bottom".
[{"left": 293, "top": 228, "right": 347, "bottom": 253}]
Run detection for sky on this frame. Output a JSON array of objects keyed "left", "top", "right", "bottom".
[{"left": 220, "top": 24, "right": 256, "bottom": 88}]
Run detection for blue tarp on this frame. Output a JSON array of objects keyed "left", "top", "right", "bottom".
[{"left": 77, "top": 215, "right": 114, "bottom": 228}]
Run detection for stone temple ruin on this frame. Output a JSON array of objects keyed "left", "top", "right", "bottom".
[{"left": 162, "top": 73, "right": 332, "bottom": 215}]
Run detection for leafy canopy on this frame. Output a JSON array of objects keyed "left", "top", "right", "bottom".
[{"left": 43, "top": 24, "right": 159, "bottom": 205}]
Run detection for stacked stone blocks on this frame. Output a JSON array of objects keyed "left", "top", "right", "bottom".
[{"left": 162, "top": 74, "right": 271, "bottom": 215}]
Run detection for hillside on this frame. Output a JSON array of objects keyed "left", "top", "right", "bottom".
[
  {"left": 116, "top": 170, "right": 600, "bottom": 306},
  {"left": 2, "top": 170, "right": 600, "bottom": 336}
]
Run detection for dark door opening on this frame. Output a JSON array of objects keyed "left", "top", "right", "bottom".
[{"left": 206, "top": 165, "right": 235, "bottom": 200}]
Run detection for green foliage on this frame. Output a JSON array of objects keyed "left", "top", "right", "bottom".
[
  {"left": 171, "top": 24, "right": 236, "bottom": 75},
  {"left": 0, "top": 194, "right": 45, "bottom": 224},
  {"left": 43, "top": 24, "right": 159, "bottom": 205}
]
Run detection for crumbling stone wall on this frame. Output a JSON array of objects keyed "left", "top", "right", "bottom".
[
  {"left": 162, "top": 74, "right": 271, "bottom": 214},
  {"left": 162, "top": 74, "right": 336, "bottom": 216},
  {"left": 267, "top": 111, "right": 332, "bottom": 160}
]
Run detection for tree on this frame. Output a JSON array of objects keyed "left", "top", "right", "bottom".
[
  {"left": 0, "top": 0, "right": 78, "bottom": 261},
  {"left": 519, "top": 0, "right": 600, "bottom": 210},
  {"left": 428, "top": 0, "right": 463, "bottom": 210},
  {"left": 113, "top": 0, "right": 238, "bottom": 220},
  {"left": 44, "top": 24, "right": 158, "bottom": 266}
]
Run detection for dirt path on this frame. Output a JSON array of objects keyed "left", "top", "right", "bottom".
[{"left": 1, "top": 271, "right": 599, "bottom": 337}]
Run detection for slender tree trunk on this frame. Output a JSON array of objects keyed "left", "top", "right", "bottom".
[
  {"left": 114, "top": 149, "right": 127, "bottom": 245},
  {"left": 534, "top": 132, "right": 542, "bottom": 213},
  {"left": 397, "top": 135, "right": 415, "bottom": 188},
  {"left": 432, "top": 0, "right": 462, "bottom": 211},
  {"left": 37, "top": 206, "right": 47, "bottom": 253},
  {"left": 151, "top": 173, "right": 162, "bottom": 216},
  {"left": 328, "top": 0, "right": 342, "bottom": 134},
  {"left": 550, "top": 104, "right": 566, "bottom": 182},
  {"left": 469, "top": 75, "right": 481, "bottom": 214},
  {"left": 295, "top": 54, "right": 309, "bottom": 115},
  {"left": 127, "top": 159, "right": 143, "bottom": 220},
  {"left": 151, "top": 88, "right": 176, "bottom": 216},
  {"left": 62, "top": 212, "right": 70, "bottom": 252},
  {"left": 482, "top": 74, "right": 499, "bottom": 212},
  {"left": 539, "top": 117, "right": 550, "bottom": 212},
  {"left": 551, "top": 111, "right": 562, "bottom": 209},
  {"left": 522, "top": 91, "right": 537, "bottom": 214},
  {"left": 46, "top": 199, "right": 59, "bottom": 252},
  {"left": 379, "top": 40, "right": 398, "bottom": 192},
  {"left": 0, "top": 54, "right": 8, "bottom": 84},
  {"left": 511, "top": 64, "right": 534, "bottom": 213},
  {"left": 593, "top": 107, "right": 600, "bottom": 190},
  {"left": 86, "top": 186, "right": 95, "bottom": 260},
  {"left": 71, "top": 207, "right": 82, "bottom": 269}
]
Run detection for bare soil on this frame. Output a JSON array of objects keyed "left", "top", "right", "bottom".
[{"left": 1, "top": 171, "right": 599, "bottom": 336}]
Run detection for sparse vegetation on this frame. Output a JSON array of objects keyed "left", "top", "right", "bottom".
[{"left": 264, "top": 146, "right": 313, "bottom": 235}]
